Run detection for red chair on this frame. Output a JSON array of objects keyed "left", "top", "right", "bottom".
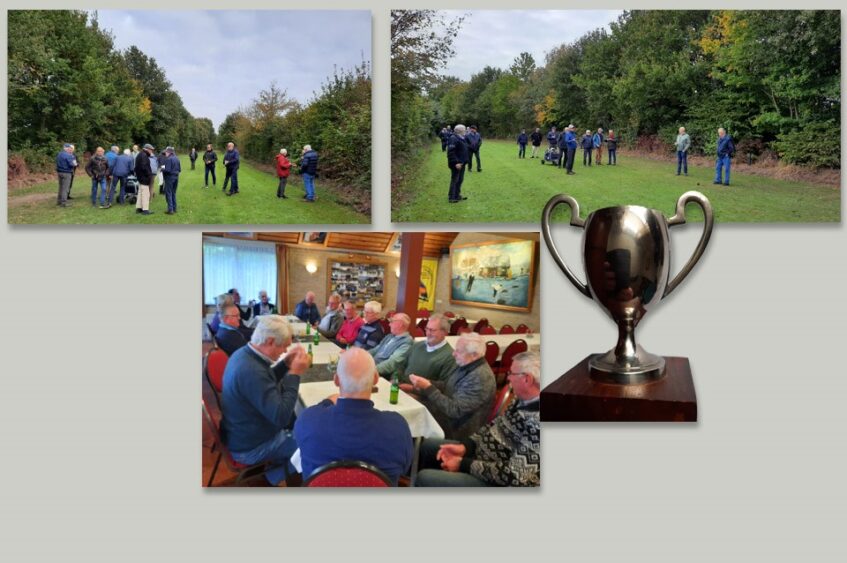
[
  {"left": 204, "top": 348, "right": 229, "bottom": 410},
  {"left": 449, "top": 318, "right": 468, "bottom": 336},
  {"left": 379, "top": 318, "right": 391, "bottom": 335},
  {"left": 417, "top": 318, "right": 428, "bottom": 332},
  {"left": 304, "top": 460, "right": 392, "bottom": 487},
  {"left": 418, "top": 308, "right": 430, "bottom": 318},
  {"left": 487, "top": 386, "right": 514, "bottom": 423},
  {"left": 484, "top": 341, "right": 500, "bottom": 370},
  {"left": 472, "top": 318, "right": 490, "bottom": 333},
  {"left": 444, "top": 311, "right": 456, "bottom": 318},
  {"left": 480, "top": 325, "right": 496, "bottom": 335},
  {"left": 385, "top": 310, "right": 396, "bottom": 319},
  {"left": 516, "top": 324, "right": 530, "bottom": 334},
  {"left": 457, "top": 326, "right": 472, "bottom": 335},
  {"left": 202, "top": 399, "right": 270, "bottom": 487},
  {"left": 410, "top": 326, "right": 425, "bottom": 338},
  {"left": 499, "top": 324, "right": 515, "bottom": 334},
  {"left": 497, "top": 339, "right": 529, "bottom": 380}
]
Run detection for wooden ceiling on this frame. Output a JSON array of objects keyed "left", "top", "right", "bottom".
[{"left": 207, "top": 232, "right": 459, "bottom": 257}]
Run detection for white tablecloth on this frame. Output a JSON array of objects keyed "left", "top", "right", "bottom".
[
  {"left": 416, "top": 317, "right": 477, "bottom": 326},
  {"left": 287, "top": 341, "right": 344, "bottom": 365},
  {"left": 414, "top": 333, "right": 540, "bottom": 360},
  {"left": 296, "top": 377, "right": 444, "bottom": 440}
]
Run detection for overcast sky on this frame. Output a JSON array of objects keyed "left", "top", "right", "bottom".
[
  {"left": 93, "top": 10, "right": 371, "bottom": 129},
  {"left": 439, "top": 10, "right": 623, "bottom": 80}
]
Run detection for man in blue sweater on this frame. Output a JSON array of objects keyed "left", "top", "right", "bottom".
[
  {"left": 223, "top": 142, "right": 240, "bottom": 195},
  {"left": 714, "top": 127, "right": 735, "bottom": 186},
  {"left": 294, "top": 291, "right": 321, "bottom": 325},
  {"left": 294, "top": 347, "right": 413, "bottom": 485},
  {"left": 221, "top": 315, "right": 311, "bottom": 485},
  {"left": 108, "top": 148, "right": 134, "bottom": 205},
  {"left": 447, "top": 124, "right": 469, "bottom": 203},
  {"left": 161, "top": 147, "right": 182, "bottom": 214},
  {"left": 299, "top": 144, "right": 319, "bottom": 202},
  {"left": 55, "top": 143, "right": 78, "bottom": 207}
]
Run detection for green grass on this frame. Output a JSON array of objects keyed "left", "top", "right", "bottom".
[
  {"left": 392, "top": 141, "right": 841, "bottom": 223},
  {"left": 8, "top": 160, "right": 368, "bottom": 224}
]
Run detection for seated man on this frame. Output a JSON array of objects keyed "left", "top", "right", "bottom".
[
  {"left": 221, "top": 315, "right": 311, "bottom": 485},
  {"left": 252, "top": 290, "right": 278, "bottom": 317},
  {"left": 415, "top": 352, "right": 540, "bottom": 487},
  {"left": 316, "top": 293, "right": 344, "bottom": 340},
  {"left": 215, "top": 304, "right": 254, "bottom": 356},
  {"left": 294, "top": 348, "right": 414, "bottom": 485},
  {"left": 294, "top": 291, "right": 320, "bottom": 325},
  {"left": 368, "top": 313, "right": 413, "bottom": 378},
  {"left": 353, "top": 300, "right": 385, "bottom": 350},
  {"left": 407, "top": 332, "right": 495, "bottom": 441},
  {"left": 402, "top": 314, "right": 457, "bottom": 385},
  {"left": 335, "top": 300, "right": 364, "bottom": 347},
  {"left": 227, "top": 288, "right": 253, "bottom": 323},
  {"left": 209, "top": 293, "right": 234, "bottom": 334}
]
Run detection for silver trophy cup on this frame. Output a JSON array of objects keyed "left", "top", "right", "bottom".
[{"left": 542, "top": 191, "right": 714, "bottom": 384}]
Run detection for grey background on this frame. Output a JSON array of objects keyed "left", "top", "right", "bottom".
[{"left": 1, "top": 1, "right": 844, "bottom": 561}]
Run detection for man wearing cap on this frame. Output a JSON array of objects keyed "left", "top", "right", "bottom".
[
  {"left": 465, "top": 126, "right": 482, "bottom": 173},
  {"left": 133, "top": 144, "right": 156, "bottom": 215},
  {"left": 564, "top": 125, "right": 577, "bottom": 175},
  {"left": 55, "top": 143, "right": 78, "bottom": 208},
  {"left": 223, "top": 142, "right": 240, "bottom": 195},
  {"left": 161, "top": 146, "right": 182, "bottom": 215}
]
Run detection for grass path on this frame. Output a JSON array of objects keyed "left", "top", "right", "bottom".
[
  {"left": 392, "top": 141, "right": 840, "bottom": 223},
  {"left": 8, "top": 159, "right": 368, "bottom": 224}
]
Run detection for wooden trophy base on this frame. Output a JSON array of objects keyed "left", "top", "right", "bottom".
[{"left": 541, "top": 355, "right": 697, "bottom": 422}]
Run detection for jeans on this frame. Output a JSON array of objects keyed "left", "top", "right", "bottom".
[
  {"left": 583, "top": 148, "right": 592, "bottom": 166},
  {"left": 448, "top": 166, "right": 465, "bottom": 201},
  {"left": 414, "top": 438, "right": 487, "bottom": 487},
  {"left": 205, "top": 165, "right": 216, "bottom": 186},
  {"left": 231, "top": 429, "right": 298, "bottom": 485},
  {"left": 715, "top": 155, "right": 731, "bottom": 184},
  {"left": 190, "top": 158, "right": 196, "bottom": 170},
  {"left": 677, "top": 151, "right": 688, "bottom": 175},
  {"left": 277, "top": 176, "right": 288, "bottom": 197},
  {"left": 224, "top": 167, "right": 239, "bottom": 193},
  {"left": 302, "top": 173, "right": 316, "bottom": 200},
  {"left": 608, "top": 149, "right": 616, "bottom": 165},
  {"left": 108, "top": 175, "right": 128, "bottom": 204},
  {"left": 91, "top": 177, "right": 107, "bottom": 206},
  {"left": 57, "top": 172, "right": 72, "bottom": 204},
  {"left": 518, "top": 143, "right": 526, "bottom": 158},
  {"left": 163, "top": 175, "right": 179, "bottom": 212}
]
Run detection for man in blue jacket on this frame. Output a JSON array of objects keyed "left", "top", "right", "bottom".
[
  {"left": 556, "top": 128, "right": 568, "bottom": 167},
  {"left": 203, "top": 144, "right": 217, "bottom": 188},
  {"left": 294, "top": 291, "right": 321, "bottom": 325},
  {"left": 161, "top": 147, "right": 182, "bottom": 214},
  {"left": 221, "top": 315, "right": 311, "bottom": 486},
  {"left": 105, "top": 145, "right": 119, "bottom": 189},
  {"left": 108, "top": 149, "right": 134, "bottom": 205},
  {"left": 299, "top": 144, "right": 319, "bottom": 202},
  {"left": 516, "top": 130, "right": 528, "bottom": 159},
  {"left": 581, "top": 130, "right": 594, "bottom": 166},
  {"left": 223, "top": 142, "right": 240, "bottom": 195},
  {"left": 55, "top": 143, "right": 78, "bottom": 208},
  {"left": 465, "top": 126, "right": 482, "bottom": 172},
  {"left": 593, "top": 128, "right": 604, "bottom": 166},
  {"left": 714, "top": 127, "right": 735, "bottom": 186},
  {"left": 564, "top": 125, "right": 577, "bottom": 175},
  {"left": 546, "top": 126, "right": 558, "bottom": 148},
  {"left": 446, "top": 124, "right": 469, "bottom": 203}
]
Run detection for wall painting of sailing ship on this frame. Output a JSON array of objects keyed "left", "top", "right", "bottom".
[{"left": 449, "top": 239, "right": 537, "bottom": 312}]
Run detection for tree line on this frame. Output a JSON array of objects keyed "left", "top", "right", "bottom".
[{"left": 393, "top": 10, "right": 840, "bottom": 169}]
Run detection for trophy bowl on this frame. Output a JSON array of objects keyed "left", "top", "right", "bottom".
[{"left": 542, "top": 191, "right": 714, "bottom": 385}]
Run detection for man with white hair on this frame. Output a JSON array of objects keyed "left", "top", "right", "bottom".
[
  {"left": 221, "top": 315, "right": 311, "bottom": 486},
  {"left": 368, "top": 313, "right": 413, "bottom": 377},
  {"left": 275, "top": 148, "right": 292, "bottom": 199},
  {"left": 415, "top": 351, "right": 541, "bottom": 487},
  {"left": 408, "top": 332, "right": 496, "bottom": 440},
  {"left": 316, "top": 293, "right": 344, "bottom": 340},
  {"left": 108, "top": 148, "right": 134, "bottom": 205},
  {"left": 294, "top": 348, "right": 414, "bottom": 485},
  {"left": 401, "top": 314, "right": 457, "bottom": 385},
  {"left": 299, "top": 144, "right": 318, "bottom": 203},
  {"left": 55, "top": 143, "right": 78, "bottom": 208},
  {"left": 252, "top": 290, "right": 277, "bottom": 317},
  {"left": 446, "top": 124, "right": 469, "bottom": 203},
  {"left": 294, "top": 291, "right": 320, "bottom": 325},
  {"left": 353, "top": 301, "right": 385, "bottom": 350},
  {"left": 214, "top": 304, "right": 254, "bottom": 356},
  {"left": 223, "top": 141, "right": 240, "bottom": 195}
]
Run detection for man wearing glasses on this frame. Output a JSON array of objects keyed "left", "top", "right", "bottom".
[
  {"left": 215, "top": 304, "right": 255, "bottom": 356},
  {"left": 400, "top": 314, "right": 456, "bottom": 385},
  {"left": 415, "top": 351, "right": 541, "bottom": 487}
]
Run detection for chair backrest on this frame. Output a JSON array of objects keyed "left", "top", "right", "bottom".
[
  {"left": 304, "top": 460, "right": 392, "bottom": 487},
  {"left": 201, "top": 399, "right": 236, "bottom": 466},
  {"left": 379, "top": 319, "right": 391, "bottom": 335},
  {"left": 480, "top": 325, "right": 496, "bottom": 335},
  {"left": 385, "top": 310, "right": 396, "bottom": 320},
  {"left": 444, "top": 311, "right": 456, "bottom": 318},
  {"left": 484, "top": 341, "right": 500, "bottom": 369},
  {"left": 409, "top": 326, "right": 425, "bottom": 338},
  {"left": 416, "top": 318, "right": 428, "bottom": 332},
  {"left": 204, "top": 348, "right": 229, "bottom": 393},
  {"left": 418, "top": 308, "right": 430, "bottom": 318},
  {"left": 206, "top": 322, "right": 216, "bottom": 342},
  {"left": 449, "top": 318, "right": 468, "bottom": 336},
  {"left": 516, "top": 323, "right": 530, "bottom": 334},
  {"left": 487, "top": 386, "right": 513, "bottom": 423},
  {"left": 499, "top": 324, "right": 515, "bottom": 334},
  {"left": 472, "top": 318, "right": 490, "bottom": 333},
  {"left": 501, "top": 339, "right": 529, "bottom": 375}
]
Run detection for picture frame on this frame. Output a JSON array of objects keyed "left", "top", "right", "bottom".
[
  {"left": 300, "top": 232, "right": 328, "bottom": 246},
  {"left": 449, "top": 239, "right": 537, "bottom": 312}
]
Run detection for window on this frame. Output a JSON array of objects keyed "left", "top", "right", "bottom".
[{"left": 203, "top": 238, "right": 277, "bottom": 305}]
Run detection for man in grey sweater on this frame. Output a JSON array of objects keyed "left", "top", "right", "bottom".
[
  {"left": 675, "top": 126, "right": 691, "bottom": 176},
  {"left": 316, "top": 293, "right": 344, "bottom": 340}
]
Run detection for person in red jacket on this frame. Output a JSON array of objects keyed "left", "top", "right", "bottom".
[{"left": 275, "top": 148, "right": 292, "bottom": 199}]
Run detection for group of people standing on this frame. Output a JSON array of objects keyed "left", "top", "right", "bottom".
[{"left": 675, "top": 126, "right": 736, "bottom": 186}]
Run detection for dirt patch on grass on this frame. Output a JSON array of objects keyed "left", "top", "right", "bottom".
[
  {"left": 8, "top": 172, "right": 57, "bottom": 191},
  {"left": 8, "top": 192, "right": 55, "bottom": 206}
]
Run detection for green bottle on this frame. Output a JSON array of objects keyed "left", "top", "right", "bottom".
[
  {"left": 306, "top": 323, "right": 311, "bottom": 336},
  {"left": 313, "top": 331, "right": 319, "bottom": 346},
  {"left": 389, "top": 374, "right": 400, "bottom": 405},
  {"left": 308, "top": 343, "right": 314, "bottom": 366}
]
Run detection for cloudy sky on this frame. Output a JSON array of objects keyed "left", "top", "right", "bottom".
[
  {"left": 93, "top": 10, "right": 371, "bottom": 128},
  {"left": 439, "top": 10, "right": 623, "bottom": 80}
]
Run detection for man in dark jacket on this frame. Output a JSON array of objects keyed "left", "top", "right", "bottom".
[
  {"left": 133, "top": 143, "right": 155, "bottom": 215},
  {"left": 714, "top": 127, "right": 735, "bottom": 186},
  {"left": 162, "top": 146, "right": 182, "bottom": 214},
  {"left": 564, "top": 125, "right": 578, "bottom": 175},
  {"left": 581, "top": 130, "right": 594, "bottom": 166},
  {"left": 223, "top": 142, "right": 240, "bottom": 195},
  {"left": 215, "top": 304, "right": 255, "bottom": 356},
  {"left": 109, "top": 149, "right": 134, "bottom": 205},
  {"left": 516, "top": 130, "right": 528, "bottom": 159},
  {"left": 203, "top": 144, "right": 217, "bottom": 188},
  {"left": 529, "top": 128, "right": 542, "bottom": 158},
  {"left": 299, "top": 144, "right": 319, "bottom": 202},
  {"left": 189, "top": 147, "right": 197, "bottom": 170},
  {"left": 85, "top": 147, "right": 110, "bottom": 208},
  {"left": 557, "top": 128, "right": 568, "bottom": 167},
  {"left": 447, "top": 124, "right": 469, "bottom": 203},
  {"left": 294, "top": 291, "right": 321, "bottom": 325},
  {"left": 465, "top": 126, "right": 482, "bottom": 172},
  {"left": 55, "top": 143, "right": 78, "bottom": 208},
  {"left": 440, "top": 127, "right": 450, "bottom": 152},
  {"left": 606, "top": 130, "right": 617, "bottom": 165},
  {"left": 546, "top": 126, "right": 558, "bottom": 148}
]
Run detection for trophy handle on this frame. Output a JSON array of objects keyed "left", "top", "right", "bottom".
[
  {"left": 664, "top": 191, "right": 714, "bottom": 297},
  {"left": 541, "top": 194, "right": 591, "bottom": 298}
]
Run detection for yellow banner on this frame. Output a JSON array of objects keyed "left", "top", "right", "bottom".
[{"left": 419, "top": 257, "right": 438, "bottom": 310}]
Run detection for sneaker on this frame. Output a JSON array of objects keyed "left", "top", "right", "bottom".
[
  {"left": 713, "top": 181, "right": 721, "bottom": 185},
  {"left": 459, "top": 196, "right": 468, "bottom": 200},
  {"left": 141, "top": 210, "right": 154, "bottom": 215},
  {"left": 67, "top": 196, "right": 74, "bottom": 200},
  {"left": 99, "top": 204, "right": 107, "bottom": 209},
  {"left": 567, "top": 171, "right": 575, "bottom": 175},
  {"left": 448, "top": 199, "right": 458, "bottom": 203},
  {"left": 723, "top": 183, "right": 730, "bottom": 186},
  {"left": 136, "top": 208, "right": 143, "bottom": 214},
  {"left": 165, "top": 210, "right": 174, "bottom": 215},
  {"left": 281, "top": 195, "right": 288, "bottom": 199}
]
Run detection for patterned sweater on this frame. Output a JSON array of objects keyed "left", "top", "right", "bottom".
[{"left": 459, "top": 398, "right": 540, "bottom": 487}]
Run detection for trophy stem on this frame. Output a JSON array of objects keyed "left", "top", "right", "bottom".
[
  {"left": 589, "top": 315, "right": 666, "bottom": 385},
  {"left": 615, "top": 317, "right": 638, "bottom": 362}
]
